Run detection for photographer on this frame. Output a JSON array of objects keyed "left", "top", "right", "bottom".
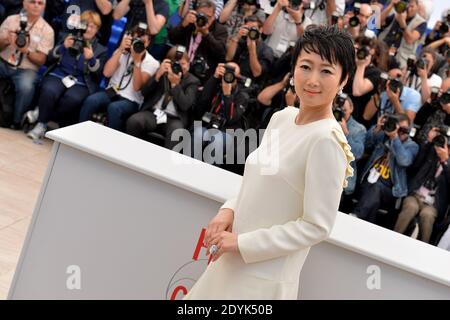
[
  {"left": 55, "top": 0, "right": 114, "bottom": 46},
  {"left": 126, "top": 46, "right": 200, "bottom": 149},
  {"left": 394, "top": 128, "right": 450, "bottom": 244},
  {"left": 414, "top": 78, "right": 450, "bottom": 145},
  {"left": 403, "top": 48, "right": 443, "bottom": 103},
  {"left": 27, "top": 10, "right": 107, "bottom": 140},
  {"left": 219, "top": 0, "right": 266, "bottom": 38},
  {"left": 257, "top": 72, "right": 298, "bottom": 128},
  {"left": 168, "top": 0, "right": 228, "bottom": 82},
  {"left": 362, "top": 67, "right": 422, "bottom": 125},
  {"left": 113, "top": 0, "right": 169, "bottom": 36},
  {"left": 179, "top": 0, "right": 224, "bottom": 19},
  {"left": 0, "top": 0, "right": 54, "bottom": 129},
  {"left": 424, "top": 9, "right": 450, "bottom": 55},
  {"left": 226, "top": 15, "right": 274, "bottom": 81},
  {"left": 304, "top": 0, "right": 345, "bottom": 26},
  {"left": 378, "top": 0, "right": 427, "bottom": 69},
  {"left": 334, "top": 95, "right": 367, "bottom": 196},
  {"left": 343, "top": 2, "right": 376, "bottom": 39},
  {"left": 353, "top": 113, "right": 419, "bottom": 224},
  {"left": 350, "top": 36, "right": 389, "bottom": 126},
  {"left": 79, "top": 24, "right": 160, "bottom": 131},
  {"left": 263, "top": 0, "right": 311, "bottom": 58},
  {"left": 192, "top": 62, "right": 249, "bottom": 162}
]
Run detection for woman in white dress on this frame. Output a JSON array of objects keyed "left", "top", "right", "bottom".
[{"left": 185, "top": 25, "right": 356, "bottom": 300}]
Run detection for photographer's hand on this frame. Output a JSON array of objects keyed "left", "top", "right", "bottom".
[
  {"left": 155, "top": 59, "right": 171, "bottom": 81},
  {"left": 63, "top": 35, "right": 75, "bottom": 49},
  {"left": 83, "top": 46, "right": 94, "bottom": 60},
  {"left": 7, "top": 31, "right": 16, "bottom": 48},
  {"left": 435, "top": 141, "right": 449, "bottom": 163},
  {"left": 119, "top": 34, "right": 132, "bottom": 52},
  {"left": 182, "top": 10, "right": 197, "bottom": 28},
  {"left": 427, "top": 127, "right": 440, "bottom": 143},
  {"left": 167, "top": 65, "right": 182, "bottom": 87},
  {"left": 374, "top": 114, "right": 386, "bottom": 133},
  {"left": 386, "top": 80, "right": 401, "bottom": 103},
  {"left": 340, "top": 118, "right": 349, "bottom": 136},
  {"left": 214, "top": 63, "right": 226, "bottom": 79}
]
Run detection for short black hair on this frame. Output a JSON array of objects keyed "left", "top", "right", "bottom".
[{"left": 291, "top": 25, "right": 356, "bottom": 84}]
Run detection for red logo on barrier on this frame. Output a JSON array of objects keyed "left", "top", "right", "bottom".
[{"left": 166, "top": 228, "right": 211, "bottom": 300}]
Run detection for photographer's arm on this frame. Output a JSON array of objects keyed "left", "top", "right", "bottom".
[
  {"left": 352, "top": 64, "right": 375, "bottom": 96},
  {"left": 113, "top": 0, "right": 130, "bottom": 20},
  {"left": 171, "top": 76, "right": 200, "bottom": 111},
  {"left": 390, "top": 136, "right": 419, "bottom": 167},
  {"left": 144, "top": 0, "right": 167, "bottom": 35},
  {"left": 326, "top": 0, "right": 336, "bottom": 23},
  {"left": 103, "top": 49, "right": 123, "bottom": 78},
  {"left": 257, "top": 80, "right": 285, "bottom": 106},
  {"left": 248, "top": 42, "right": 263, "bottom": 77},
  {"left": 219, "top": 0, "right": 237, "bottom": 23},
  {"left": 263, "top": 2, "right": 282, "bottom": 35},
  {"left": 225, "top": 37, "right": 239, "bottom": 62},
  {"left": 95, "top": 0, "right": 113, "bottom": 15}
]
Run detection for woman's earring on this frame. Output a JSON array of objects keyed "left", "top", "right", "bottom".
[{"left": 337, "top": 87, "right": 343, "bottom": 96}]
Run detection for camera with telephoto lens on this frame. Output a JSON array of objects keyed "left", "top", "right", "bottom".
[
  {"left": 195, "top": 12, "right": 208, "bottom": 28},
  {"left": 388, "top": 77, "right": 403, "bottom": 94},
  {"left": 247, "top": 26, "right": 260, "bottom": 41},
  {"left": 223, "top": 64, "right": 236, "bottom": 84},
  {"left": 68, "top": 21, "right": 88, "bottom": 57},
  {"left": 394, "top": 0, "right": 408, "bottom": 14},
  {"left": 415, "top": 57, "right": 428, "bottom": 70},
  {"left": 128, "top": 22, "right": 147, "bottom": 54},
  {"left": 333, "top": 93, "right": 347, "bottom": 122},
  {"left": 349, "top": 2, "right": 361, "bottom": 27},
  {"left": 171, "top": 45, "right": 186, "bottom": 75},
  {"left": 357, "top": 45, "right": 370, "bottom": 60},
  {"left": 382, "top": 113, "right": 399, "bottom": 133},
  {"left": 432, "top": 125, "right": 450, "bottom": 148},
  {"left": 202, "top": 112, "right": 226, "bottom": 129},
  {"left": 191, "top": 56, "right": 209, "bottom": 78},
  {"left": 16, "top": 11, "right": 28, "bottom": 49},
  {"left": 302, "top": 1, "right": 315, "bottom": 10}
]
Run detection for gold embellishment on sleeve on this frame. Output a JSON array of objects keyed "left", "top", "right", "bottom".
[{"left": 331, "top": 127, "right": 355, "bottom": 188}]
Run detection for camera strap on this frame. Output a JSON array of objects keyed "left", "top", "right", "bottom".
[
  {"left": 160, "top": 76, "right": 173, "bottom": 110},
  {"left": 188, "top": 33, "right": 203, "bottom": 64},
  {"left": 309, "top": 0, "right": 325, "bottom": 19},
  {"left": 116, "top": 53, "right": 134, "bottom": 91}
]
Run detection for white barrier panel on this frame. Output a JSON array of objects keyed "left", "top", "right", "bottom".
[{"left": 8, "top": 122, "right": 450, "bottom": 299}]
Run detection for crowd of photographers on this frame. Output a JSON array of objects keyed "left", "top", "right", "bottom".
[{"left": 0, "top": 0, "right": 450, "bottom": 250}]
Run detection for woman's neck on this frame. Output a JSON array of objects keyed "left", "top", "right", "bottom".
[{"left": 295, "top": 104, "right": 334, "bottom": 125}]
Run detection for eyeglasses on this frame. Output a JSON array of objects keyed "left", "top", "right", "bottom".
[{"left": 28, "top": 0, "right": 45, "bottom": 5}]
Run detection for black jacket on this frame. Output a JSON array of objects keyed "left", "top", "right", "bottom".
[
  {"left": 408, "top": 142, "right": 450, "bottom": 223},
  {"left": 195, "top": 76, "right": 249, "bottom": 130},
  {"left": 168, "top": 21, "right": 228, "bottom": 80},
  {"left": 141, "top": 72, "right": 200, "bottom": 128}
]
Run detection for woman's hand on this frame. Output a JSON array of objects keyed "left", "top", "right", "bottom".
[
  {"left": 208, "top": 231, "right": 239, "bottom": 262},
  {"left": 63, "top": 35, "right": 75, "bottom": 49},
  {"left": 204, "top": 208, "right": 234, "bottom": 248},
  {"left": 83, "top": 46, "right": 94, "bottom": 60}
]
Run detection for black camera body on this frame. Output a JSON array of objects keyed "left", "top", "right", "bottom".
[
  {"left": 191, "top": 56, "right": 209, "bottom": 78},
  {"left": 223, "top": 64, "right": 236, "bottom": 84},
  {"left": 196, "top": 12, "right": 208, "bottom": 28},
  {"left": 302, "top": 1, "right": 316, "bottom": 10},
  {"left": 202, "top": 112, "right": 226, "bottom": 129},
  {"left": 247, "top": 26, "right": 260, "bottom": 41},
  {"left": 171, "top": 45, "right": 186, "bottom": 75},
  {"left": 349, "top": 2, "right": 361, "bottom": 27},
  {"left": 389, "top": 77, "right": 403, "bottom": 94},
  {"left": 16, "top": 12, "right": 29, "bottom": 49},
  {"left": 333, "top": 93, "right": 347, "bottom": 122},
  {"left": 382, "top": 114, "right": 399, "bottom": 133},
  {"left": 68, "top": 22, "right": 88, "bottom": 57},
  {"left": 432, "top": 125, "right": 450, "bottom": 148},
  {"left": 128, "top": 22, "right": 148, "bottom": 54},
  {"left": 378, "top": 72, "right": 389, "bottom": 92},
  {"left": 356, "top": 46, "right": 370, "bottom": 60},
  {"left": 394, "top": 0, "right": 408, "bottom": 14}
]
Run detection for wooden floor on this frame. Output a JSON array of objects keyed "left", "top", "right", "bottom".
[{"left": 0, "top": 128, "right": 53, "bottom": 299}]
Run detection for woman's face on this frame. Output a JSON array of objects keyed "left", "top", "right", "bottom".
[
  {"left": 294, "top": 50, "right": 346, "bottom": 109},
  {"left": 83, "top": 22, "right": 99, "bottom": 41}
]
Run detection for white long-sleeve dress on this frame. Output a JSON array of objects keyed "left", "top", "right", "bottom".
[{"left": 184, "top": 106, "right": 355, "bottom": 300}]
